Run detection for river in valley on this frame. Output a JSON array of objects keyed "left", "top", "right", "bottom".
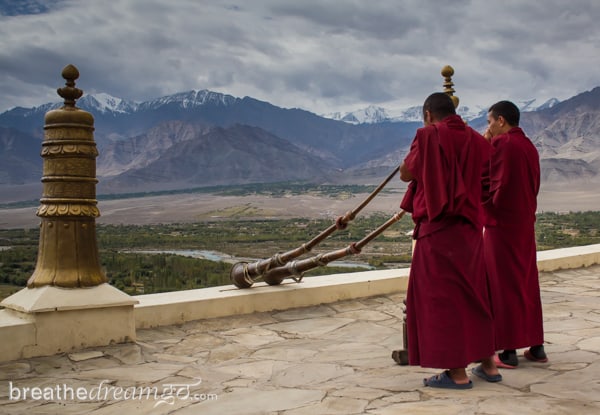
[{"left": 123, "top": 249, "right": 375, "bottom": 269}]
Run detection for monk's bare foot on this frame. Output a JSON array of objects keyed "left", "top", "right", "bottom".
[
  {"left": 448, "top": 368, "right": 470, "bottom": 384},
  {"left": 480, "top": 356, "right": 500, "bottom": 376}
]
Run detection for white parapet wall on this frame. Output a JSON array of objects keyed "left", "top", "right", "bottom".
[
  {"left": 133, "top": 244, "right": 600, "bottom": 329},
  {"left": 1, "top": 244, "right": 599, "bottom": 362},
  {"left": 134, "top": 268, "right": 410, "bottom": 329},
  {"left": 537, "top": 243, "right": 600, "bottom": 272}
]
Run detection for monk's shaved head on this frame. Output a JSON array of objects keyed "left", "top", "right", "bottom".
[
  {"left": 423, "top": 92, "right": 456, "bottom": 121},
  {"left": 488, "top": 100, "right": 520, "bottom": 127}
]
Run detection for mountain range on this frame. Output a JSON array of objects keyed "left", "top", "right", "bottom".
[
  {"left": 322, "top": 98, "right": 561, "bottom": 124},
  {"left": 0, "top": 87, "right": 598, "bottom": 201}
]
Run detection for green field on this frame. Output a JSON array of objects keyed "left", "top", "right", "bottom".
[
  {"left": 0, "top": 284, "right": 21, "bottom": 300},
  {"left": 1, "top": 210, "right": 599, "bottom": 301}
]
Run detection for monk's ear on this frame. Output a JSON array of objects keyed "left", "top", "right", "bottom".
[
  {"left": 497, "top": 115, "right": 506, "bottom": 127},
  {"left": 424, "top": 110, "right": 432, "bottom": 125}
]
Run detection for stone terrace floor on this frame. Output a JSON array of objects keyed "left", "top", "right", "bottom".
[{"left": 1, "top": 264, "right": 599, "bottom": 415}]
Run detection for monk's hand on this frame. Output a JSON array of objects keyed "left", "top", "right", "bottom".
[{"left": 483, "top": 128, "right": 493, "bottom": 142}]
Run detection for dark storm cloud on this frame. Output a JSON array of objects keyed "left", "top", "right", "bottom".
[
  {"left": 0, "top": 0, "right": 60, "bottom": 16},
  {"left": 270, "top": 1, "right": 423, "bottom": 40},
  {"left": 0, "top": 0, "right": 599, "bottom": 114}
]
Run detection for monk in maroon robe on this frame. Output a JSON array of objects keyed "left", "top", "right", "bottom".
[
  {"left": 399, "top": 92, "right": 500, "bottom": 389},
  {"left": 483, "top": 100, "right": 546, "bottom": 368}
]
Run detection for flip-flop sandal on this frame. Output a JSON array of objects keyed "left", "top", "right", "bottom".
[
  {"left": 423, "top": 370, "right": 473, "bottom": 389},
  {"left": 471, "top": 364, "right": 503, "bottom": 382},
  {"left": 493, "top": 354, "right": 517, "bottom": 369},
  {"left": 524, "top": 349, "right": 548, "bottom": 363}
]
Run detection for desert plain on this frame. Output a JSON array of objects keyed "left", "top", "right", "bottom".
[{"left": 1, "top": 180, "right": 598, "bottom": 229}]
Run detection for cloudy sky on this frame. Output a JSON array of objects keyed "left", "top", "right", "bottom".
[{"left": 1, "top": 0, "right": 599, "bottom": 115}]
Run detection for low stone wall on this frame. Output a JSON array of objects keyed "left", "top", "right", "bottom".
[
  {"left": 133, "top": 244, "right": 600, "bottom": 329},
  {"left": 537, "top": 243, "right": 600, "bottom": 272},
  {"left": 133, "top": 268, "right": 410, "bottom": 329},
  {"left": 1, "top": 244, "right": 599, "bottom": 362}
]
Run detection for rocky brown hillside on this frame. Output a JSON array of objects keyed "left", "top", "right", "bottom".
[{"left": 1, "top": 87, "right": 598, "bottom": 198}]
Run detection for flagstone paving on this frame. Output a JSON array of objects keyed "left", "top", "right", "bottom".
[{"left": 1, "top": 265, "right": 599, "bottom": 414}]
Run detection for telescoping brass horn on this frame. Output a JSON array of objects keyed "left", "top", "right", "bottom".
[
  {"left": 259, "top": 210, "right": 405, "bottom": 286},
  {"left": 230, "top": 165, "right": 400, "bottom": 288}
]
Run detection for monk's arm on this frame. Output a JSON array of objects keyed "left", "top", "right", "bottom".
[{"left": 400, "top": 134, "right": 419, "bottom": 182}]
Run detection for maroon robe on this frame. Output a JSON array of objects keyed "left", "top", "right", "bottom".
[
  {"left": 483, "top": 127, "right": 543, "bottom": 350},
  {"left": 400, "top": 115, "right": 495, "bottom": 369}
]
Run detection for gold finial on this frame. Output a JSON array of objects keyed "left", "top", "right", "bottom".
[
  {"left": 57, "top": 64, "right": 83, "bottom": 107},
  {"left": 441, "top": 65, "right": 459, "bottom": 108},
  {"left": 28, "top": 65, "right": 105, "bottom": 288}
]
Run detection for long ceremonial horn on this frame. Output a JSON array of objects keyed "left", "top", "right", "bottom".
[
  {"left": 260, "top": 210, "right": 406, "bottom": 286},
  {"left": 230, "top": 165, "right": 400, "bottom": 288}
]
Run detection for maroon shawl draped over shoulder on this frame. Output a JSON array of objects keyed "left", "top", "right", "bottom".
[
  {"left": 400, "top": 115, "right": 494, "bottom": 368},
  {"left": 401, "top": 116, "right": 487, "bottom": 233}
]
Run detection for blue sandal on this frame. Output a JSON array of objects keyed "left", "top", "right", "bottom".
[
  {"left": 471, "top": 364, "right": 503, "bottom": 382},
  {"left": 423, "top": 370, "right": 473, "bottom": 389}
]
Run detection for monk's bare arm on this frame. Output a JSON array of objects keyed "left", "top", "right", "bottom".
[{"left": 399, "top": 162, "right": 413, "bottom": 182}]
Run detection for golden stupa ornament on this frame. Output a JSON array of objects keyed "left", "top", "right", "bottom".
[
  {"left": 28, "top": 64, "right": 107, "bottom": 288},
  {"left": 441, "top": 65, "right": 459, "bottom": 109}
]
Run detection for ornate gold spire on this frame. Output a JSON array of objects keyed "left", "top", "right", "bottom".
[
  {"left": 441, "top": 65, "right": 459, "bottom": 109},
  {"left": 28, "top": 64, "right": 107, "bottom": 288},
  {"left": 57, "top": 64, "right": 84, "bottom": 107}
]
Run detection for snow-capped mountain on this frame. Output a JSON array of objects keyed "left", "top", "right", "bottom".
[
  {"left": 322, "top": 104, "right": 487, "bottom": 124},
  {"left": 3, "top": 89, "right": 239, "bottom": 117},
  {"left": 78, "top": 93, "right": 138, "bottom": 114},
  {"left": 137, "top": 90, "right": 238, "bottom": 111},
  {"left": 0, "top": 87, "right": 417, "bottom": 171},
  {"left": 521, "top": 98, "right": 560, "bottom": 111},
  {"left": 322, "top": 98, "right": 561, "bottom": 125},
  {"left": 323, "top": 105, "right": 392, "bottom": 124},
  {"left": 0, "top": 84, "right": 597, "bottom": 196}
]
